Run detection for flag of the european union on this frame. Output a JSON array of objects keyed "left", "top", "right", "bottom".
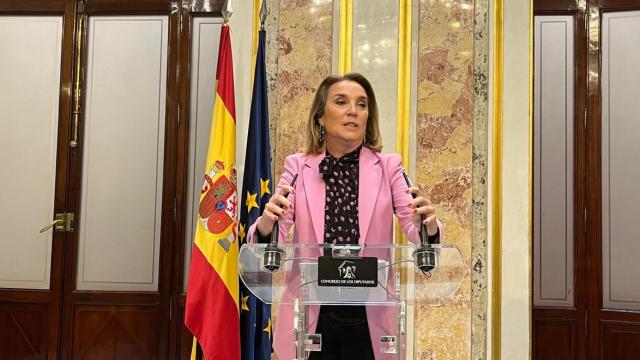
[{"left": 239, "top": 28, "right": 272, "bottom": 360}]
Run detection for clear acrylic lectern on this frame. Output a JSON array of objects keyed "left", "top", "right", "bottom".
[{"left": 239, "top": 243, "right": 465, "bottom": 360}]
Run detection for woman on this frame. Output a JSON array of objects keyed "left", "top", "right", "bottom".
[{"left": 247, "top": 73, "right": 442, "bottom": 360}]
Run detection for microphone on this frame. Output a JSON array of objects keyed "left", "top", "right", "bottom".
[
  {"left": 402, "top": 172, "right": 436, "bottom": 273},
  {"left": 262, "top": 174, "right": 298, "bottom": 272}
]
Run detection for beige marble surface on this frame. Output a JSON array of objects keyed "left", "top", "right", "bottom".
[
  {"left": 415, "top": 0, "right": 475, "bottom": 358},
  {"left": 265, "top": 0, "right": 281, "bottom": 163},
  {"left": 272, "top": 0, "right": 334, "bottom": 180}
]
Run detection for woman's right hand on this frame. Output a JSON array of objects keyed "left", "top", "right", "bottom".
[{"left": 256, "top": 185, "right": 295, "bottom": 237}]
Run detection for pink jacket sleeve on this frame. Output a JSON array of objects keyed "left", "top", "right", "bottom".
[
  {"left": 384, "top": 154, "right": 444, "bottom": 244},
  {"left": 246, "top": 154, "right": 298, "bottom": 244}
]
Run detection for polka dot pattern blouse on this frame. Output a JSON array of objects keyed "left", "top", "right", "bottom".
[{"left": 319, "top": 146, "right": 361, "bottom": 245}]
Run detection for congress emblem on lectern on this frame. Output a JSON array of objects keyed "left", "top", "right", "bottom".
[{"left": 338, "top": 260, "right": 357, "bottom": 279}]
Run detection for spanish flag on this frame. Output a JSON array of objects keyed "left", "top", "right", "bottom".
[{"left": 185, "top": 24, "right": 240, "bottom": 359}]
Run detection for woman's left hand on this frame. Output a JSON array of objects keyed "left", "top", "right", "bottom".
[{"left": 406, "top": 187, "right": 438, "bottom": 236}]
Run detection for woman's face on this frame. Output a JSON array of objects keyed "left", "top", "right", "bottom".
[{"left": 319, "top": 80, "right": 369, "bottom": 154}]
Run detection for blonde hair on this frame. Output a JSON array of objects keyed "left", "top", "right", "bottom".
[{"left": 306, "top": 73, "right": 382, "bottom": 154}]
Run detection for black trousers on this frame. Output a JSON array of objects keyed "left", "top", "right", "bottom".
[{"left": 308, "top": 305, "right": 375, "bottom": 360}]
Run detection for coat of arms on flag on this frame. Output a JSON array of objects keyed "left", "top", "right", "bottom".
[{"left": 199, "top": 161, "right": 238, "bottom": 240}]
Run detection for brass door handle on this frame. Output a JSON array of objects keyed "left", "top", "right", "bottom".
[
  {"left": 40, "top": 219, "right": 64, "bottom": 233},
  {"left": 39, "top": 213, "right": 74, "bottom": 233}
]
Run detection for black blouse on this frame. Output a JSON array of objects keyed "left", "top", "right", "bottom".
[
  {"left": 317, "top": 146, "right": 368, "bottom": 325},
  {"left": 319, "top": 146, "right": 362, "bottom": 245}
]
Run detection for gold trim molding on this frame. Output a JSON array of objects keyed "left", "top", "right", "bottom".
[
  {"left": 491, "top": 0, "right": 504, "bottom": 358},
  {"left": 338, "top": 0, "right": 352, "bottom": 74},
  {"left": 396, "top": 0, "right": 411, "bottom": 166}
]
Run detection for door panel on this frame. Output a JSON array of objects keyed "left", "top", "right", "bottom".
[
  {"left": 0, "top": 16, "right": 62, "bottom": 290},
  {"left": 76, "top": 15, "right": 168, "bottom": 292},
  {"left": 533, "top": 15, "right": 576, "bottom": 308},
  {"left": 0, "top": 303, "right": 49, "bottom": 359},
  {"left": 600, "top": 10, "right": 640, "bottom": 312},
  {"left": 532, "top": 9, "right": 584, "bottom": 360},
  {"left": 533, "top": 319, "right": 577, "bottom": 360},
  {"left": 72, "top": 305, "right": 159, "bottom": 359},
  {"left": 600, "top": 322, "right": 640, "bottom": 359}
]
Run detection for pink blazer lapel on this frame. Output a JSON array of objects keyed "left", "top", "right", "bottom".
[
  {"left": 303, "top": 152, "right": 326, "bottom": 244},
  {"left": 358, "top": 147, "right": 382, "bottom": 244},
  {"left": 302, "top": 148, "right": 382, "bottom": 245}
]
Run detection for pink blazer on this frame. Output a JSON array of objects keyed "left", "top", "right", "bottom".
[{"left": 247, "top": 146, "right": 443, "bottom": 360}]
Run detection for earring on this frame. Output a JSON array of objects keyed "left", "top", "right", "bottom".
[{"left": 319, "top": 125, "right": 325, "bottom": 143}]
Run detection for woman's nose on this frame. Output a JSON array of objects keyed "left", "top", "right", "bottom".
[{"left": 346, "top": 103, "right": 357, "bottom": 115}]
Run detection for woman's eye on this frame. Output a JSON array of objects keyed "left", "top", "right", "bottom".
[{"left": 335, "top": 99, "right": 345, "bottom": 105}]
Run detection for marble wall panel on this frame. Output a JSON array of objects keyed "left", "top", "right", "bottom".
[
  {"left": 273, "top": 0, "right": 334, "bottom": 179},
  {"left": 265, "top": 0, "right": 281, "bottom": 160},
  {"left": 415, "top": 0, "right": 475, "bottom": 358}
]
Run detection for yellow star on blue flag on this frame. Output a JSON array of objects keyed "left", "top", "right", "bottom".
[
  {"left": 246, "top": 191, "right": 258, "bottom": 212},
  {"left": 260, "top": 178, "right": 271, "bottom": 198},
  {"left": 263, "top": 317, "right": 272, "bottom": 339},
  {"left": 238, "top": 223, "right": 245, "bottom": 243},
  {"left": 241, "top": 295, "right": 250, "bottom": 311}
]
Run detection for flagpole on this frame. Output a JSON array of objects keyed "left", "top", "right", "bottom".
[
  {"left": 259, "top": 0, "right": 267, "bottom": 30},
  {"left": 222, "top": 0, "right": 233, "bottom": 24}
]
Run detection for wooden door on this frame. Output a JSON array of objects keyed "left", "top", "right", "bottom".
[
  {"left": 586, "top": 1, "right": 640, "bottom": 358},
  {"left": 532, "top": 1, "right": 588, "bottom": 359},
  {"left": 0, "top": 1, "right": 77, "bottom": 359},
  {"left": 533, "top": 1, "right": 640, "bottom": 359},
  {"left": 57, "top": 0, "right": 179, "bottom": 358},
  {"left": 0, "top": 0, "right": 233, "bottom": 358},
  {"left": 0, "top": 0, "right": 180, "bottom": 358}
]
